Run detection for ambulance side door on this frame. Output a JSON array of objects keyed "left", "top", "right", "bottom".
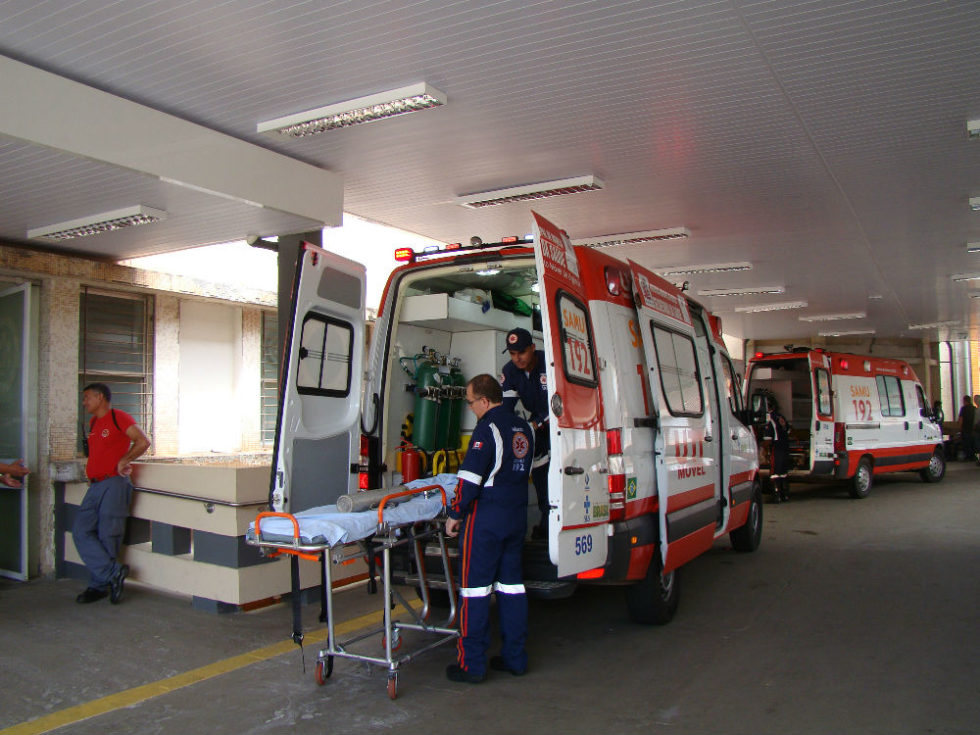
[
  {"left": 271, "top": 243, "right": 366, "bottom": 513},
  {"left": 530, "top": 211, "right": 608, "bottom": 577},
  {"left": 628, "top": 260, "right": 719, "bottom": 575}
]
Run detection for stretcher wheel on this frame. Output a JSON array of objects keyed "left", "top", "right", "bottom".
[
  {"left": 387, "top": 673, "right": 398, "bottom": 700},
  {"left": 382, "top": 632, "right": 402, "bottom": 652},
  {"left": 314, "top": 657, "right": 333, "bottom": 685}
]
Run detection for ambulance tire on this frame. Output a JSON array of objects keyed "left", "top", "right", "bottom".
[
  {"left": 730, "top": 483, "right": 763, "bottom": 552},
  {"left": 849, "top": 457, "right": 873, "bottom": 499},
  {"left": 919, "top": 450, "right": 945, "bottom": 483},
  {"left": 626, "top": 550, "right": 680, "bottom": 625}
]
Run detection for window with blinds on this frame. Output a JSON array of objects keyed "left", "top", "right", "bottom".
[
  {"left": 260, "top": 311, "right": 279, "bottom": 445},
  {"left": 78, "top": 289, "right": 153, "bottom": 451}
]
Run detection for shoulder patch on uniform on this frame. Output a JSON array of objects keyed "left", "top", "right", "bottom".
[
  {"left": 512, "top": 431, "right": 529, "bottom": 459},
  {"left": 472, "top": 440, "right": 483, "bottom": 450},
  {"left": 539, "top": 374, "right": 547, "bottom": 385}
]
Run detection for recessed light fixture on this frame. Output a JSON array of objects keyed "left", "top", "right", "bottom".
[
  {"left": 818, "top": 329, "right": 876, "bottom": 337},
  {"left": 799, "top": 311, "right": 867, "bottom": 322},
  {"left": 697, "top": 286, "right": 785, "bottom": 297},
  {"left": 967, "top": 242, "right": 980, "bottom": 253},
  {"left": 908, "top": 320, "right": 960, "bottom": 330},
  {"left": 971, "top": 197, "right": 980, "bottom": 211},
  {"left": 575, "top": 227, "right": 690, "bottom": 248},
  {"left": 951, "top": 272, "right": 980, "bottom": 282},
  {"left": 734, "top": 300, "right": 808, "bottom": 313},
  {"left": 657, "top": 261, "right": 753, "bottom": 277},
  {"left": 456, "top": 175, "right": 604, "bottom": 208},
  {"left": 257, "top": 82, "right": 447, "bottom": 137},
  {"left": 27, "top": 205, "right": 167, "bottom": 241},
  {"left": 969, "top": 118, "right": 980, "bottom": 139}
]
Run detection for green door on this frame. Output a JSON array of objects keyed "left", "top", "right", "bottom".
[{"left": 0, "top": 283, "right": 38, "bottom": 580}]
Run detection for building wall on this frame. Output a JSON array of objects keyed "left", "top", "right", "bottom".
[{"left": 0, "top": 243, "right": 276, "bottom": 577}]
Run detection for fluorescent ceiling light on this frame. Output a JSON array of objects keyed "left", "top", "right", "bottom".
[
  {"left": 734, "top": 300, "right": 808, "bottom": 313},
  {"left": 951, "top": 272, "right": 980, "bottom": 282},
  {"left": 27, "top": 205, "right": 167, "bottom": 241},
  {"left": 257, "top": 82, "right": 447, "bottom": 137},
  {"left": 697, "top": 286, "right": 784, "bottom": 297},
  {"left": 908, "top": 320, "right": 960, "bottom": 330},
  {"left": 969, "top": 118, "right": 980, "bottom": 139},
  {"left": 967, "top": 242, "right": 980, "bottom": 253},
  {"left": 455, "top": 175, "right": 604, "bottom": 208},
  {"left": 657, "top": 261, "right": 752, "bottom": 277},
  {"left": 971, "top": 197, "right": 980, "bottom": 211},
  {"left": 575, "top": 227, "right": 690, "bottom": 248},
  {"left": 799, "top": 311, "right": 867, "bottom": 322},
  {"left": 818, "top": 329, "right": 876, "bottom": 337}
]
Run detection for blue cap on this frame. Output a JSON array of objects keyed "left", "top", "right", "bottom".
[{"left": 503, "top": 328, "right": 533, "bottom": 353}]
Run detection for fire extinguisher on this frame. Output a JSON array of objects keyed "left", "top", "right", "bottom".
[{"left": 397, "top": 441, "right": 425, "bottom": 483}]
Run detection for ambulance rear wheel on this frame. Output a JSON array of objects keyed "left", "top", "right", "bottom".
[
  {"left": 626, "top": 550, "right": 680, "bottom": 625},
  {"left": 849, "top": 458, "right": 873, "bottom": 499},
  {"left": 919, "top": 450, "right": 945, "bottom": 483},
  {"left": 730, "top": 483, "right": 763, "bottom": 552}
]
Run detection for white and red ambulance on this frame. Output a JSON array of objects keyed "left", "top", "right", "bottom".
[
  {"left": 271, "top": 211, "right": 761, "bottom": 624},
  {"left": 745, "top": 349, "right": 945, "bottom": 498}
]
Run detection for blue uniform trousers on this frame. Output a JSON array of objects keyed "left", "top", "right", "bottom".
[
  {"left": 72, "top": 476, "right": 132, "bottom": 589},
  {"left": 456, "top": 500, "right": 528, "bottom": 676}
]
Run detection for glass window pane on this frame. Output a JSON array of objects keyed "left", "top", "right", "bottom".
[
  {"left": 297, "top": 317, "right": 326, "bottom": 390},
  {"left": 322, "top": 322, "right": 352, "bottom": 392},
  {"left": 816, "top": 369, "right": 832, "bottom": 416},
  {"left": 558, "top": 294, "right": 596, "bottom": 385},
  {"left": 653, "top": 325, "right": 702, "bottom": 416}
]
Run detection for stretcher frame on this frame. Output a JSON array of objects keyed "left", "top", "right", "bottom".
[{"left": 248, "top": 484, "right": 459, "bottom": 699}]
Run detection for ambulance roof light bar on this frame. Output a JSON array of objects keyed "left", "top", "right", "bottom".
[
  {"left": 257, "top": 83, "right": 447, "bottom": 137},
  {"left": 393, "top": 235, "right": 534, "bottom": 263}
]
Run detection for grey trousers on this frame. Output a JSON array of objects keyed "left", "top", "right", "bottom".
[{"left": 72, "top": 475, "right": 132, "bottom": 588}]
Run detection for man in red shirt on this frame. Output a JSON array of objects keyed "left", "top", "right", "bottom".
[{"left": 73, "top": 383, "right": 150, "bottom": 604}]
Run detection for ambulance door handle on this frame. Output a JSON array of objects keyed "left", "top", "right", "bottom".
[
  {"left": 564, "top": 466, "right": 584, "bottom": 475},
  {"left": 904, "top": 421, "right": 909, "bottom": 430},
  {"left": 704, "top": 435, "right": 713, "bottom": 442}
]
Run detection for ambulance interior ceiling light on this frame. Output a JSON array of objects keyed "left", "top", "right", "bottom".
[
  {"left": 455, "top": 175, "right": 604, "bottom": 208},
  {"left": 697, "top": 286, "right": 784, "bottom": 297},
  {"left": 656, "top": 261, "right": 753, "bottom": 277},
  {"left": 574, "top": 227, "right": 690, "bottom": 248},
  {"left": 256, "top": 82, "right": 447, "bottom": 137},
  {"left": 27, "top": 205, "right": 168, "bottom": 241},
  {"left": 734, "top": 300, "right": 808, "bottom": 313},
  {"left": 908, "top": 320, "right": 961, "bottom": 330},
  {"left": 818, "top": 329, "right": 876, "bottom": 337},
  {"left": 799, "top": 311, "right": 867, "bottom": 322}
]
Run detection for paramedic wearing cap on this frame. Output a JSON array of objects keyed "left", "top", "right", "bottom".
[
  {"left": 445, "top": 373, "right": 532, "bottom": 683},
  {"left": 73, "top": 383, "right": 150, "bottom": 604},
  {"left": 500, "top": 327, "right": 550, "bottom": 539}
]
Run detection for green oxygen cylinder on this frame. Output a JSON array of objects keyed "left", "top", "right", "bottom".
[
  {"left": 413, "top": 357, "right": 441, "bottom": 452},
  {"left": 445, "top": 365, "right": 466, "bottom": 450},
  {"left": 433, "top": 363, "right": 453, "bottom": 451}
]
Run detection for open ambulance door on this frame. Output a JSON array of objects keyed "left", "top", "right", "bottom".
[
  {"left": 628, "top": 260, "right": 721, "bottom": 575},
  {"left": 270, "top": 243, "right": 366, "bottom": 514},
  {"left": 809, "top": 351, "right": 835, "bottom": 474},
  {"left": 530, "top": 212, "right": 608, "bottom": 577}
]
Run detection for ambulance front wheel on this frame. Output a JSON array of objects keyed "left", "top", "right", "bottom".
[
  {"left": 626, "top": 550, "right": 680, "bottom": 625},
  {"left": 730, "top": 483, "right": 763, "bottom": 552},
  {"left": 849, "top": 457, "right": 873, "bottom": 499},
  {"left": 919, "top": 450, "right": 945, "bottom": 483}
]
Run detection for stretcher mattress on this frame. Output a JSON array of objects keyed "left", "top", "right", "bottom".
[{"left": 248, "top": 474, "right": 458, "bottom": 547}]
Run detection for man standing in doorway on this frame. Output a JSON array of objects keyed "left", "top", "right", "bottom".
[
  {"left": 445, "top": 374, "right": 532, "bottom": 683},
  {"left": 74, "top": 383, "right": 150, "bottom": 604},
  {"left": 500, "top": 327, "right": 550, "bottom": 540}
]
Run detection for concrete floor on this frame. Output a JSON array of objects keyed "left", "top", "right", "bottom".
[{"left": 2, "top": 463, "right": 978, "bottom": 735}]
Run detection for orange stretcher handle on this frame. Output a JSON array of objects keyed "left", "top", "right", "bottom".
[
  {"left": 376, "top": 484, "right": 447, "bottom": 526},
  {"left": 253, "top": 511, "right": 321, "bottom": 562}
]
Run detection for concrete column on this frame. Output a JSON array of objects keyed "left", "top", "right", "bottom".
[
  {"left": 154, "top": 294, "right": 180, "bottom": 455},
  {"left": 240, "top": 307, "right": 262, "bottom": 451}
]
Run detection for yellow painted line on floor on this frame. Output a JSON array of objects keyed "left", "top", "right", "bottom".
[{"left": 1, "top": 599, "right": 424, "bottom": 735}]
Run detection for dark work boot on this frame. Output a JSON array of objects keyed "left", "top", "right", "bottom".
[{"left": 76, "top": 587, "right": 108, "bottom": 604}]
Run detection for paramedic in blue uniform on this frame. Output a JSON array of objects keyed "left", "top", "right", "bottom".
[
  {"left": 500, "top": 327, "right": 550, "bottom": 540},
  {"left": 763, "top": 409, "right": 791, "bottom": 503},
  {"left": 445, "top": 373, "right": 532, "bottom": 683},
  {"left": 73, "top": 383, "right": 150, "bottom": 604}
]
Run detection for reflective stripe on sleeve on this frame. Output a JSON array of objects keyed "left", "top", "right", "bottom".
[
  {"left": 531, "top": 452, "right": 550, "bottom": 469},
  {"left": 493, "top": 582, "right": 526, "bottom": 595},
  {"left": 484, "top": 424, "right": 504, "bottom": 488},
  {"left": 458, "top": 469, "right": 482, "bottom": 485},
  {"left": 460, "top": 585, "right": 493, "bottom": 598},
  {"left": 502, "top": 390, "right": 518, "bottom": 398}
]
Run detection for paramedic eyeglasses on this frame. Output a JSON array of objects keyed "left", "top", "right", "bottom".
[{"left": 465, "top": 396, "right": 486, "bottom": 406}]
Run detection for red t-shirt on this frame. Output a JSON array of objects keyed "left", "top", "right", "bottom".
[{"left": 86, "top": 409, "right": 136, "bottom": 479}]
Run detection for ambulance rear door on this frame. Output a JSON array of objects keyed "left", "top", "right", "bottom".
[
  {"left": 628, "top": 260, "right": 721, "bottom": 575},
  {"left": 530, "top": 211, "right": 608, "bottom": 577},
  {"left": 809, "top": 351, "right": 835, "bottom": 474},
  {"left": 270, "top": 243, "right": 366, "bottom": 513}
]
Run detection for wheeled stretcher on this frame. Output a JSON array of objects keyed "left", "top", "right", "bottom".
[{"left": 246, "top": 477, "right": 460, "bottom": 699}]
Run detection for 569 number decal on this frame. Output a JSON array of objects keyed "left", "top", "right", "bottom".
[{"left": 574, "top": 534, "right": 594, "bottom": 556}]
